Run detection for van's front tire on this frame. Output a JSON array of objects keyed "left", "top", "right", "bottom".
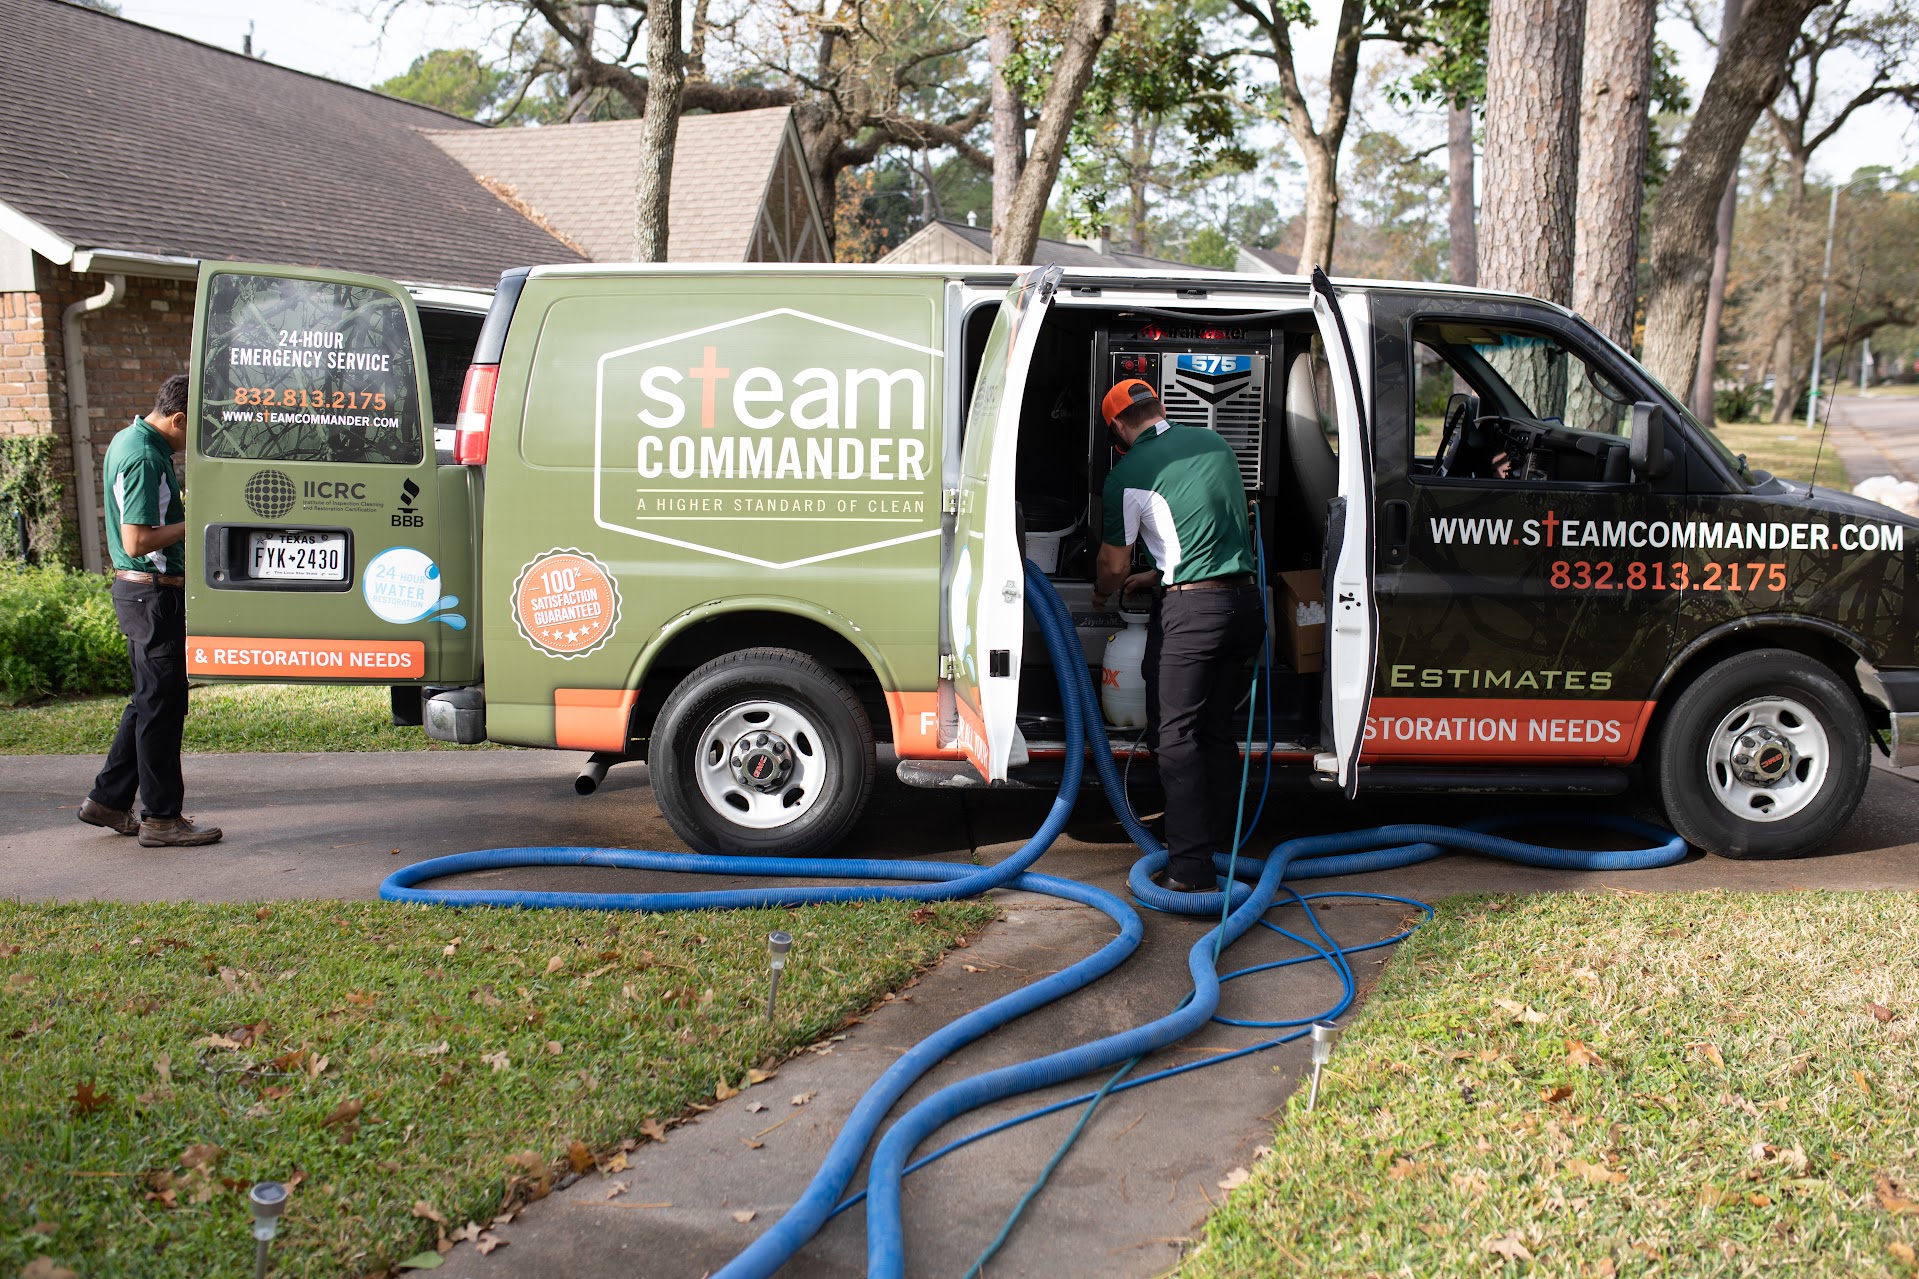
[
  {"left": 650, "top": 648, "right": 876, "bottom": 857},
  {"left": 1655, "top": 648, "right": 1869, "bottom": 859}
]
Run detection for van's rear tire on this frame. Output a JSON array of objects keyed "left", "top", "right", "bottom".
[
  {"left": 1655, "top": 648, "right": 1868, "bottom": 859},
  {"left": 650, "top": 648, "right": 876, "bottom": 857}
]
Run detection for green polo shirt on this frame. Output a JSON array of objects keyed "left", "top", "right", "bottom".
[
  {"left": 1101, "top": 421, "right": 1255, "bottom": 585},
  {"left": 102, "top": 418, "right": 185, "bottom": 575}
]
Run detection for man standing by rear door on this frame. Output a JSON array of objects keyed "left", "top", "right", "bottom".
[
  {"left": 1090, "top": 379, "right": 1262, "bottom": 893},
  {"left": 78, "top": 373, "right": 223, "bottom": 848}
]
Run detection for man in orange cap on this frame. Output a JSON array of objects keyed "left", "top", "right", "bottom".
[{"left": 1092, "top": 379, "right": 1263, "bottom": 893}]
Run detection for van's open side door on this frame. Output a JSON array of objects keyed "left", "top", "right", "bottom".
[
  {"left": 947, "top": 265, "right": 1062, "bottom": 780},
  {"left": 1309, "top": 269, "right": 1379, "bottom": 796},
  {"left": 184, "top": 263, "right": 456, "bottom": 685}
]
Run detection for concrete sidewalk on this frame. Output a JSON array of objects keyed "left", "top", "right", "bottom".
[{"left": 5, "top": 751, "right": 1919, "bottom": 1276}]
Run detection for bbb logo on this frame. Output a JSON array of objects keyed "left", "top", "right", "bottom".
[{"left": 392, "top": 477, "right": 424, "bottom": 528}]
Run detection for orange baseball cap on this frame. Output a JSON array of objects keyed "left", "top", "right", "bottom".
[{"left": 1101, "top": 378, "right": 1160, "bottom": 426}]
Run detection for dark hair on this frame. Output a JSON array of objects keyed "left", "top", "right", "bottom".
[
  {"left": 1115, "top": 396, "right": 1163, "bottom": 431},
  {"left": 152, "top": 373, "right": 190, "bottom": 419}
]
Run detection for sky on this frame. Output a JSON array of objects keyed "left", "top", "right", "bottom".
[{"left": 112, "top": 0, "right": 1915, "bottom": 184}]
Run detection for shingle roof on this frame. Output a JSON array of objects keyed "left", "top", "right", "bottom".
[
  {"left": 1236, "top": 245, "right": 1302, "bottom": 275},
  {"left": 425, "top": 109, "right": 808, "bottom": 263},
  {"left": 0, "top": 0, "right": 584, "bottom": 287},
  {"left": 881, "top": 218, "right": 1218, "bottom": 271}
]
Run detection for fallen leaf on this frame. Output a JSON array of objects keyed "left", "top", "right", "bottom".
[
  {"left": 1697, "top": 1042, "right": 1725, "bottom": 1068},
  {"left": 153, "top": 1053, "right": 172, "bottom": 1086},
  {"left": 731, "top": 1210, "right": 757, "bottom": 1223},
  {"left": 741, "top": 1138, "right": 765, "bottom": 1150},
  {"left": 482, "top": 1051, "right": 510, "bottom": 1072},
  {"left": 442, "top": 937, "right": 462, "bottom": 956},
  {"left": 1867, "top": 1002, "right": 1896, "bottom": 1024},
  {"left": 1540, "top": 1085, "right": 1574, "bottom": 1103},
  {"left": 323, "top": 1099, "right": 364, "bottom": 1128},
  {"left": 345, "top": 991, "right": 378, "bottom": 1007},
  {"left": 473, "top": 987, "right": 503, "bottom": 1008},
  {"left": 180, "top": 1143, "right": 221, "bottom": 1170},
  {"left": 603, "top": 1151, "right": 628, "bottom": 1173},
  {"left": 545, "top": 1040, "right": 563, "bottom": 1056},
  {"left": 1879, "top": 1175, "right": 1919, "bottom": 1215},
  {"left": 307, "top": 1054, "right": 329, "bottom": 1080},
  {"left": 1858, "top": 1070, "right": 1877, "bottom": 1094},
  {"left": 1566, "top": 1158, "right": 1626, "bottom": 1186},
  {"left": 1698, "top": 1184, "right": 1727, "bottom": 1206},
  {"left": 21, "top": 1261, "right": 78, "bottom": 1279},
  {"left": 1492, "top": 998, "right": 1548, "bottom": 1024},
  {"left": 1218, "top": 1166, "right": 1252, "bottom": 1190},
  {"left": 69, "top": 1082, "right": 112, "bottom": 1117},
  {"left": 412, "top": 1200, "right": 446, "bottom": 1224},
  {"left": 716, "top": 1079, "right": 740, "bottom": 1101},
  {"left": 567, "top": 1140, "right": 593, "bottom": 1175},
  {"left": 747, "top": 1068, "right": 777, "bottom": 1084},
  {"left": 1484, "top": 1234, "right": 1533, "bottom": 1262},
  {"left": 1889, "top": 1241, "right": 1916, "bottom": 1264},
  {"left": 1749, "top": 1192, "right": 1772, "bottom": 1207},
  {"left": 1566, "top": 1039, "right": 1606, "bottom": 1068},
  {"left": 746, "top": 1101, "right": 768, "bottom": 1113},
  {"left": 546, "top": 955, "right": 566, "bottom": 974},
  {"left": 197, "top": 1033, "right": 243, "bottom": 1051},
  {"left": 1386, "top": 1158, "right": 1421, "bottom": 1181},
  {"left": 641, "top": 1118, "right": 669, "bottom": 1142},
  {"left": 1594, "top": 1259, "right": 1617, "bottom": 1278},
  {"left": 605, "top": 1182, "right": 628, "bottom": 1200},
  {"left": 790, "top": 1092, "right": 816, "bottom": 1107},
  {"left": 395, "top": 1251, "right": 443, "bottom": 1270}
]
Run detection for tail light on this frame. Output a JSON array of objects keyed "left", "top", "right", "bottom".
[{"left": 453, "top": 364, "right": 499, "bottom": 465}]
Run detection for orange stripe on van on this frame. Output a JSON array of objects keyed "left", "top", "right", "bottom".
[
  {"left": 1361, "top": 697, "right": 1656, "bottom": 765},
  {"left": 554, "top": 687, "right": 640, "bottom": 753},
  {"left": 187, "top": 636, "right": 424, "bottom": 679},
  {"left": 886, "top": 690, "right": 960, "bottom": 760}
]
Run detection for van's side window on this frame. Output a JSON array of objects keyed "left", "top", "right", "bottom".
[
  {"left": 1410, "top": 319, "right": 1636, "bottom": 485},
  {"left": 198, "top": 273, "right": 423, "bottom": 465}
]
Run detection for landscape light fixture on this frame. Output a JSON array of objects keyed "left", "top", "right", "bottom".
[
  {"left": 1306, "top": 1021, "right": 1339, "bottom": 1112},
  {"left": 766, "top": 931, "right": 794, "bottom": 1023},
  {"left": 248, "top": 1182, "right": 288, "bottom": 1279}
]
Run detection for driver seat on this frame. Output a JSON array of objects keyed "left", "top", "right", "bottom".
[{"left": 1285, "top": 351, "right": 1337, "bottom": 544}]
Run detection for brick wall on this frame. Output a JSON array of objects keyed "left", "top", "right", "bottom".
[{"left": 4, "top": 258, "right": 195, "bottom": 565}]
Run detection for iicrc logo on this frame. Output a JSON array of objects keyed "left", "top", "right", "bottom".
[{"left": 593, "top": 306, "right": 944, "bottom": 570}]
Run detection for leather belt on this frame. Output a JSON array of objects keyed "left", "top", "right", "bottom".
[
  {"left": 114, "top": 569, "right": 184, "bottom": 587},
  {"left": 1164, "top": 574, "right": 1257, "bottom": 592}
]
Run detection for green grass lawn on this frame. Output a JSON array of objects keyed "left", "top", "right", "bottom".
[
  {"left": 1183, "top": 891, "right": 1919, "bottom": 1278},
  {"left": 0, "top": 896, "right": 994, "bottom": 1278},
  {"left": 1709, "top": 421, "right": 1852, "bottom": 488},
  {"left": 0, "top": 684, "right": 494, "bottom": 755}
]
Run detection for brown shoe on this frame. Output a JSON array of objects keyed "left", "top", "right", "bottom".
[
  {"left": 138, "top": 816, "right": 224, "bottom": 848},
  {"left": 78, "top": 798, "right": 139, "bottom": 836}
]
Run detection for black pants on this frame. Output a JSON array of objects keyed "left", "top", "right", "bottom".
[
  {"left": 1144, "top": 585, "right": 1267, "bottom": 885},
  {"left": 89, "top": 579, "right": 188, "bottom": 820}
]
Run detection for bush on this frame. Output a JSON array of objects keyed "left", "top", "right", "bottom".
[
  {"left": 0, "top": 435, "right": 77, "bottom": 566},
  {"left": 1714, "top": 383, "right": 1772, "bottom": 423},
  {"left": 0, "top": 566, "right": 130, "bottom": 704}
]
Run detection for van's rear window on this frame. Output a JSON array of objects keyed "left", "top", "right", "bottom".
[{"left": 198, "top": 273, "right": 422, "bottom": 465}]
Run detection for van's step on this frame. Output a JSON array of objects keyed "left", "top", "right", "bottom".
[
  {"left": 1320, "top": 766, "right": 1632, "bottom": 795},
  {"left": 896, "top": 760, "right": 1050, "bottom": 789}
]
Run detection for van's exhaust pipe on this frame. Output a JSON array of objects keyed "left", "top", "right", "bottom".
[{"left": 575, "top": 752, "right": 625, "bottom": 795}]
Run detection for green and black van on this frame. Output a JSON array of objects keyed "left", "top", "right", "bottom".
[{"left": 183, "top": 260, "right": 1919, "bottom": 859}]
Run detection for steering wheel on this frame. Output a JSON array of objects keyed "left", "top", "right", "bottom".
[{"left": 1435, "top": 392, "right": 1480, "bottom": 477}]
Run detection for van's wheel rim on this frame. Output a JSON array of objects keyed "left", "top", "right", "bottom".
[
  {"left": 694, "top": 700, "right": 826, "bottom": 830},
  {"left": 1704, "top": 695, "right": 1829, "bottom": 824}
]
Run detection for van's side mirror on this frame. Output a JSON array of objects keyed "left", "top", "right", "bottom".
[{"left": 1630, "top": 401, "right": 1669, "bottom": 480}]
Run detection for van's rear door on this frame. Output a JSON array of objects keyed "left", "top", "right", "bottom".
[
  {"left": 948, "top": 265, "right": 1061, "bottom": 779},
  {"left": 1309, "top": 270, "right": 1379, "bottom": 796},
  {"left": 185, "top": 263, "right": 456, "bottom": 686}
]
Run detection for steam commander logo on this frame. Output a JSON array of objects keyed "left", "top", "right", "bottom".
[{"left": 243, "top": 469, "right": 296, "bottom": 519}]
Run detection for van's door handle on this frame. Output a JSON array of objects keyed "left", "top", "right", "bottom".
[{"left": 1381, "top": 499, "right": 1411, "bottom": 566}]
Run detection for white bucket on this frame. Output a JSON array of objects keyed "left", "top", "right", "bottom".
[{"left": 1101, "top": 610, "right": 1151, "bottom": 728}]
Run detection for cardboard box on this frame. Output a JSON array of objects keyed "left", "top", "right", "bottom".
[{"left": 1276, "top": 569, "right": 1325, "bottom": 675}]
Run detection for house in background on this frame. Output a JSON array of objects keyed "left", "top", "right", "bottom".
[
  {"left": 0, "top": 0, "right": 829, "bottom": 570},
  {"left": 1234, "top": 245, "right": 1302, "bottom": 276},
  {"left": 880, "top": 218, "right": 1218, "bottom": 272}
]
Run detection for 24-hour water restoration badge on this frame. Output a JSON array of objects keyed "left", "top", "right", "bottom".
[{"left": 512, "top": 548, "right": 622, "bottom": 658}]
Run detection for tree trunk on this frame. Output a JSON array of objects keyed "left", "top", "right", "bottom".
[
  {"left": 1296, "top": 131, "right": 1340, "bottom": 273},
  {"left": 565, "top": 4, "right": 598, "bottom": 122},
  {"left": 1640, "top": 0, "right": 1820, "bottom": 398},
  {"left": 997, "top": 0, "right": 1117, "bottom": 266},
  {"left": 1479, "top": 0, "right": 1586, "bottom": 305},
  {"left": 988, "top": 7, "right": 1025, "bottom": 250},
  {"left": 1571, "top": 0, "right": 1654, "bottom": 348},
  {"left": 1690, "top": 0, "right": 1744, "bottom": 426},
  {"left": 1448, "top": 103, "right": 1478, "bottom": 287},
  {"left": 634, "top": 0, "right": 685, "bottom": 261}
]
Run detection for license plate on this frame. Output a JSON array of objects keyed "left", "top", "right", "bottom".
[{"left": 248, "top": 531, "right": 347, "bottom": 581}]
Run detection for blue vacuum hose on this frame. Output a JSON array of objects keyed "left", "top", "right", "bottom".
[{"left": 382, "top": 562, "right": 1687, "bottom": 1278}]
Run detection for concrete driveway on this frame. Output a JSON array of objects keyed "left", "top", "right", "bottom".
[{"left": 4, "top": 751, "right": 1918, "bottom": 1276}]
